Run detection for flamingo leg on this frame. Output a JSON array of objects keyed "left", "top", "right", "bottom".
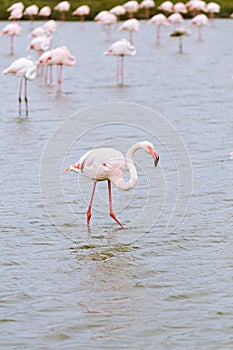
[
  {"left": 49, "top": 65, "right": 53, "bottom": 85},
  {"left": 18, "top": 77, "right": 23, "bottom": 116},
  {"left": 116, "top": 56, "right": 119, "bottom": 85},
  {"left": 129, "top": 31, "right": 133, "bottom": 45},
  {"left": 24, "top": 78, "right": 29, "bottom": 117},
  {"left": 10, "top": 35, "right": 14, "bottom": 55},
  {"left": 87, "top": 181, "right": 97, "bottom": 227},
  {"left": 108, "top": 180, "right": 124, "bottom": 228},
  {"left": 156, "top": 26, "right": 160, "bottom": 44},
  {"left": 57, "top": 65, "right": 63, "bottom": 93},
  {"left": 120, "top": 56, "right": 124, "bottom": 85},
  {"left": 179, "top": 37, "right": 183, "bottom": 54},
  {"left": 198, "top": 26, "right": 202, "bottom": 41}
]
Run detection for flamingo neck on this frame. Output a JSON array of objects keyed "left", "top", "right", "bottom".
[{"left": 112, "top": 143, "right": 142, "bottom": 191}]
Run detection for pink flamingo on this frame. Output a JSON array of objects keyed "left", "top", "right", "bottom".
[
  {"left": 117, "top": 18, "right": 140, "bottom": 45},
  {"left": 37, "top": 50, "right": 53, "bottom": 85},
  {"left": 72, "top": 5, "right": 90, "bottom": 27},
  {"left": 206, "top": 2, "right": 220, "bottom": 27},
  {"left": 187, "top": 0, "right": 207, "bottom": 16},
  {"left": 158, "top": 1, "right": 174, "bottom": 13},
  {"left": 168, "top": 13, "right": 184, "bottom": 27},
  {"left": 1, "top": 22, "right": 21, "bottom": 55},
  {"left": 104, "top": 38, "right": 136, "bottom": 85},
  {"left": 148, "top": 13, "right": 169, "bottom": 44},
  {"left": 123, "top": 0, "right": 139, "bottom": 18},
  {"left": 8, "top": 8, "right": 23, "bottom": 21},
  {"left": 45, "top": 46, "right": 76, "bottom": 93},
  {"left": 3, "top": 56, "right": 36, "bottom": 117},
  {"left": 190, "top": 14, "right": 208, "bottom": 41},
  {"left": 24, "top": 4, "right": 39, "bottom": 21},
  {"left": 139, "top": 0, "right": 155, "bottom": 19},
  {"left": 173, "top": 2, "right": 188, "bottom": 14},
  {"left": 109, "top": 5, "right": 126, "bottom": 21},
  {"left": 39, "top": 6, "right": 51, "bottom": 20},
  {"left": 65, "top": 141, "right": 159, "bottom": 228},
  {"left": 96, "top": 12, "right": 117, "bottom": 41},
  {"left": 54, "top": 1, "right": 70, "bottom": 21}
]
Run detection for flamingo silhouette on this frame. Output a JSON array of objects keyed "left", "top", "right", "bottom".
[
  {"left": 3, "top": 56, "right": 37, "bottom": 116},
  {"left": 65, "top": 141, "right": 159, "bottom": 228}
]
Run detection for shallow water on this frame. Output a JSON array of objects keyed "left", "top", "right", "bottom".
[{"left": 0, "top": 19, "right": 233, "bottom": 349}]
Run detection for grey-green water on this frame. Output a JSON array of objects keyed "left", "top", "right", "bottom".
[{"left": 1, "top": 19, "right": 233, "bottom": 349}]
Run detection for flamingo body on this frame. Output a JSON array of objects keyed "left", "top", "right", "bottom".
[
  {"left": 39, "top": 6, "right": 51, "bottom": 18},
  {"left": 1, "top": 23, "right": 21, "bottom": 55},
  {"left": 65, "top": 141, "right": 159, "bottom": 227}
]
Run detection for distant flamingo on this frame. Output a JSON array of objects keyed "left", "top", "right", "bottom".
[
  {"left": 230, "top": 152, "right": 233, "bottom": 159},
  {"left": 190, "top": 14, "right": 208, "bottom": 41},
  {"left": 72, "top": 5, "right": 90, "bottom": 27},
  {"left": 109, "top": 5, "right": 126, "bottom": 21},
  {"left": 158, "top": 1, "right": 174, "bottom": 13},
  {"left": 118, "top": 18, "right": 140, "bottom": 44},
  {"left": 65, "top": 141, "right": 159, "bottom": 228},
  {"left": 123, "top": 0, "right": 139, "bottom": 18},
  {"left": 3, "top": 56, "right": 36, "bottom": 116},
  {"left": 187, "top": 0, "right": 207, "bottom": 16},
  {"left": 8, "top": 7, "right": 23, "bottom": 21},
  {"left": 1, "top": 22, "right": 21, "bottom": 55},
  {"left": 96, "top": 12, "right": 117, "bottom": 41},
  {"left": 45, "top": 46, "right": 76, "bottom": 93},
  {"left": 104, "top": 38, "right": 136, "bottom": 85},
  {"left": 24, "top": 5, "right": 39, "bottom": 20},
  {"left": 148, "top": 13, "right": 169, "bottom": 44},
  {"left": 168, "top": 13, "right": 184, "bottom": 27},
  {"left": 173, "top": 2, "right": 188, "bottom": 14},
  {"left": 206, "top": 2, "right": 220, "bottom": 27},
  {"left": 39, "top": 6, "right": 51, "bottom": 19},
  {"left": 28, "top": 35, "right": 52, "bottom": 58},
  {"left": 170, "top": 27, "right": 190, "bottom": 53},
  {"left": 139, "top": 0, "right": 155, "bottom": 19},
  {"left": 54, "top": 1, "right": 70, "bottom": 21},
  {"left": 37, "top": 50, "right": 53, "bottom": 85},
  {"left": 7, "top": 2, "right": 24, "bottom": 13}
]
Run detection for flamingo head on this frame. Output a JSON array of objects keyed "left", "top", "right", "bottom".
[
  {"left": 64, "top": 163, "right": 80, "bottom": 173},
  {"left": 140, "top": 141, "right": 159, "bottom": 167}
]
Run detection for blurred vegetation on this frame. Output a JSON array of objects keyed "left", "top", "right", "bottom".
[{"left": 0, "top": 0, "right": 232, "bottom": 20}]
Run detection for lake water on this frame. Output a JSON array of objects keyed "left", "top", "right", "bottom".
[{"left": 1, "top": 19, "right": 233, "bottom": 349}]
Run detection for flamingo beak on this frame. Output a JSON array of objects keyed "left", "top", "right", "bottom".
[
  {"left": 64, "top": 167, "right": 71, "bottom": 172},
  {"left": 149, "top": 148, "right": 159, "bottom": 167}
]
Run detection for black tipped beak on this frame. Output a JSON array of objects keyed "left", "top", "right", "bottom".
[{"left": 154, "top": 156, "right": 159, "bottom": 167}]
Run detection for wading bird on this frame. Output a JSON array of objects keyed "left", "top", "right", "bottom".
[
  {"left": 117, "top": 18, "right": 140, "bottom": 44},
  {"left": 170, "top": 26, "right": 190, "bottom": 53},
  {"left": 65, "top": 141, "right": 159, "bottom": 228},
  {"left": 3, "top": 56, "right": 36, "bottom": 117},
  {"left": 1, "top": 22, "right": 21, "bottom": 55},
  {"left": 104, "top": 38, "right": 136, "bottom": 85},
  {"left": 190, "top": 13, "right": 208, "bottom": 41}
]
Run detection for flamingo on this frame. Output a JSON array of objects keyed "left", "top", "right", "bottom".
[
  {"left": 190, "top": 14, "right": 208, "bottom": 41},
  {"left": 109, "top": 5, "right": 126, "bottom": 21},
  {"left": 148, "top": 14, "right": 169, "bottom": 44},
  {"left": 173, "top": 2, "right": 188, "bottom": 14},
  {"left": 3, "top": 56, "right": 37, "bottom": 117},
  {"left": 39, "top": 6, "right": 51, "bottom": 19},
  {"left": 96, "top": 12, "right": 117, "bottom": 41},
  {"left": 28, "top": 35, "right": 52, "bottom": 58},
  {"left": 123, "top": 1, "right": 139, "bottom": 18},
  {"left": 7, "top": 2, "right": 24, "bottom": 14},
  {"left": 1, "top": 22, "right": 21, "bottom": 55},
  {"left": 45, "top": 46, "right": 76, "bottom": 93},
  {"left": 8, "top": 7, "right": 23, "bottom": 21},
  {"left": 187, "top": 0, "right": 207, "bottom": 16},
  {"left": 117, "top": 18, "right": 140, "bottom": 45},
  {"left": 206, "top": 2, "right": 220, "bottom": 27},
  {"left": 104, "top": 38, "right": 136, "bottom": 85},
  {"left": 230, "top": 152, "right": 233, "bottom": 159},
  {"left": 139, "top": 0, "right": 155, "bottom": 19},
  {"left": 24, "top": 5, "right": 39, "bottom": 19},
  {"left": 65, "top": 141, "right": 159, "bottom": 228},
  {"left": 37, "top": 50, "right": 53, "bottom": 85},
  {"left": 170, "top": 27, "right": 190, "bottom": 53},
  {"left": 72, "top": 5, "right": 90, "bottom": 27},
  {"left": 168, "top": 13, "right": 184, "bottom": 27},
  {"left": 54, "top": 1, "right": 70, "bottom": 21},
  {"left": 158, "top": 1, "right": 174, "bottom": 13}
]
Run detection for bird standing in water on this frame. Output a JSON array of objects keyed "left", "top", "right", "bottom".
[
  {"left": 65, "top": 141, "right": 159, "bottom": 228},
  {"left": 3, "top": 56, "right": 36, "bottom": 117}
]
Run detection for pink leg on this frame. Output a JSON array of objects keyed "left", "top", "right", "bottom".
[
  {"left": 120, "top": 56, "right": 124, "bottom": 85},
  {"left": 87, "top": 181, "right": 97, "bottom": 227},
  {"left": 49, "top": 65, "right": 53, "bottom": 85},
  {"left": 108, "top": 180, "right": 124, "bottom": 228},
  {"left": 116, "top": 56, "right": 120, "bottom": 85},
  {"left": 44, "top": 65, "right": 48, "bottom": 85},
  {"left": 145, "top": 8, "right": 150, "bottom": 20},
  {"left": 198, "top": 27, "right": 202, "bottom": 41},
  {"left": 156, "top": 26, "right": 160, "bottom": 44},
  {"left": 129, "top": 31, "right": 133, "bottom": 45},
  {"left": 57, "top": 65, "right": 63, "bottom": 93},
  {"left": 10, "top": 35, "right": 14, "bottom": 55}
]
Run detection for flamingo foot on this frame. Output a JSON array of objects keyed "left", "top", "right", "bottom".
[{"left": 110, "top": 212, "right": 124, "bottom": 228}]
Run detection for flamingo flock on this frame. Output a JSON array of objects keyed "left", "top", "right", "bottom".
[{"left": 0, "top": 0, "right": 228, "bottom": 117}]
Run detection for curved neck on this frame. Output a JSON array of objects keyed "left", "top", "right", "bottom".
[{"left": 112, "top": 143, "right": 142, "bottom": 191}]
